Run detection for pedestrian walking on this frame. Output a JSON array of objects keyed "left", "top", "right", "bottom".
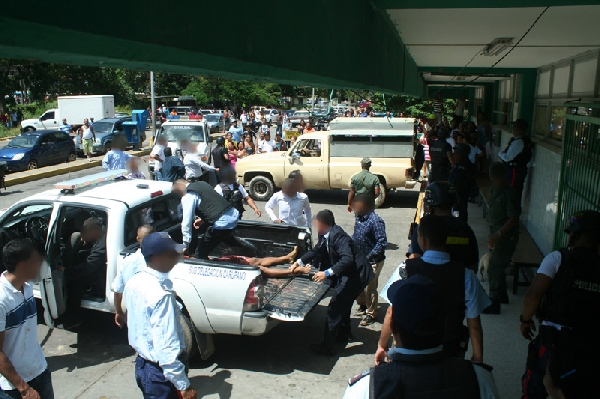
[
  {"left": 0, "top": 239, "right": 54, "bottom": 399},
  {"left": 498, "top": 118, "right": 533, "bottom": 202},
  {"left": 150, "top": 135, "right": 166, "bottom": 180},
  {"left": 347, "top": 157, "right": 381, "bottom": 213},
  {"left": 291, "top": 210, "right": 374, "bottom": 356},
  {"left": 345, "top": 275, "right": 498, "bottom": 399},
  {"left": 124, "top": 233, "right": 197, "bottom": 399},
  {"left": 352, "top": 194, "right": 387, "bottom": 326},
  {"left": 265, "top": 178, "right": 311, "bottom": 227},
  {"left": 483, "top": 162, "right": 521, "bottom": 314},
  {"left": 519, "top": 210, "right": 600, "bottom": 398},
  {"left": 80, "top": 118, "right": 96, "bottom": 162}
]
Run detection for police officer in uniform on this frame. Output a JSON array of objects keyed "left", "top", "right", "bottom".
[
  {"left": 172, "top": 179, "right": 249, "bottom": 259},
  {"left": 124, "top": 233, "right": 197, "bottom": 399},
  {"left": 345, "top": 275, "right": 499, "bottom": 399},
  {"left": 212, "top": 136, "right": 230, "bottom": 173},
  {"left": 427, "top": 127, "right": 453, "bottom": 183},
  {"left": 498, "top": 118, "right": 532, "bottom": 201},
  {"left": 408, "top": 181, "right": 479, "bottom": 271},
  {"left": 215, "top": 167, "right": 261, "bottom": 219},
  {"left": 483, "top": 162, "right": 521, "bottom": 314},
  {"left": 347, "top": 158, "right": 381, "bottom": 213},
  {"left": 378, "top": 215, "right": 490, "bottom": 363},
  {"left": 519, "top": 210, "right": 600, "bottom": 399},
  {"left": 291, "top": 210, "right": 374, "bottom": 356}
]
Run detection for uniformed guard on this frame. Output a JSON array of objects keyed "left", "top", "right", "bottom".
[
  {"left": 519, "top": 210, "right": 600, "bottom": 398},
  {"left": 448, "top": 143, "right": 476, "bottom": 222},
  {"left": 498, "top": 118, "right": 532, "bottom": 201},
  {"left": 408, "top": 181, "right": 479, "bottom": 271},
  {"left": 347, "top": 158, "right": 381, "bottom": 213},
  {"left": 124, "top": 233, "right": 197, "bottom": 399},
  {"left": 345, "top": 275, "right": 499, "bottom": 399},
  {"left": 215, "top": 167, "right": 261, "bottom": 219},
  {"left": 483, "top": 161, "right": 521, "bottom": 315},
  {"left": 427, "top": 127, "right": 454, "bottom": 183},
  {"left": 212, "top": 136, "right": 230, "bottom": 173}
]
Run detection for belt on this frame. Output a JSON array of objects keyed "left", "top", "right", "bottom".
[{"left": 137, "top": 355, "right": 160, "bottom": 368}]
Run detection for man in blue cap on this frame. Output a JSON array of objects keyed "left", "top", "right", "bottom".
[
  {"left": 124, "top": 233, "right": 197, "bottom": 399},
  {"left": 343, "top": 275, "right": 499, "bottom": 399}
]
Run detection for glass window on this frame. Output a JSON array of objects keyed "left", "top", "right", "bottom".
[
  {"left": 41, "top": 111, "right": 55, "bottom": 121},
  {"left": 550, "top": 106, "right": 565, "bottom": 141},
  {"left": 124, "top": 195, "right": 181, "bottom": 246},
  {"left": 40, "top": 134, "right": 54, "bottom": 145},
  {"left": 534, "top": 105, "right": 548, "bottom": 137}
]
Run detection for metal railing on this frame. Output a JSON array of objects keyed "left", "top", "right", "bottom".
[{"left": 553, "top": 106, "right": 600, "bottom": 249}]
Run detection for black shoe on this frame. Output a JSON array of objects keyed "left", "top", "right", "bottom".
[
  {"left": 336, "top": 333, "right": 355, "bottom": 343},
  {"left": 482, "top": 300, "right": 501, "bottom": 315},
  {"left": 498, "top": 292, "right": 509, "bottom": 305},
  {"left": 310, "top": 343, "right": 336, "bottom": 356},
  {"left": 56, "top": 317, "right": 83, "bottom": 330}
]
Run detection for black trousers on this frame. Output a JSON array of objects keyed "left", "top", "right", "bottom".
[
  {"left": 323, "top": 275, "right": 364, "bottom": 351},
  {"left": 508, "top": 165, "right": 527, "bottom": 201},
  {"left": 413, "top": 144, "right": 425, "bottom": 179},
  {"left": 65, "top": 273, "right": 96, "bottom": 321},
  {"left": 195, "top": 226, "right": 257, "bottom": 259}
]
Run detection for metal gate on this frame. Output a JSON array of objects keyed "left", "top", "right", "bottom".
[{"left": 553, "top": 104, "right": 600, "bottom": 249}]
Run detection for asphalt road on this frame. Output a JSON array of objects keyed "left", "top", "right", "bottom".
[{"left": 0, "top": 158, "right": 528, "bottom": 398}]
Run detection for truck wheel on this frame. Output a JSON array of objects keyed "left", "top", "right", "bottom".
[
  {"left": 104, "top": 141, "right": 112, "bottom": 153},
  {"left": 375, "top": 183, "right": 387, "bottom": 208},
  {"left": 179, "top": 313, "right": 198, "bottom": 364},
  {"left": 249, "top": 175, "right": 274, "bottom": 201}
]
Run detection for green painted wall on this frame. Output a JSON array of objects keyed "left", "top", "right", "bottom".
[
  {"left": 374, "top": 0, "right": 599, "bottom": 9},
  {"left": 0, "top": 0, "right": 425, "bottom": 96}
]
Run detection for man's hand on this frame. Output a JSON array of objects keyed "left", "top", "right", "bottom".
[
  {"left": 179, "top": 387, "right": 197, "bottom": 399},
  {"left": 520, "top": 319, "right": 537, "bottom": 341},
  {"left": 347, "top": 205, "right": 353, "bottom": 214},
  {"left": 254, "top": 209, "right": 262, "bottom": 217},
  {"left": 193, "top": 218, "right": 204, "bottom": 229},
  {"left": 293, "top": 266, "right": 311, "bottom": 275},
  {"left": 312, "top": 271, "right": 326, "bottom": 283},
  {"left": 274, "top": 219, "right": 283, "bottom": 224},
  {"left": 20, "top": 386, "right": 40, "bottom": 399},
  {"left": 488, "top": 233, "right": 500, "bottom": 250},
  {"left": 374, "top": 346, "right": 388, "bottom": 365},
  {"left": 114, "top": 312, "right": 125, "bottom": 328}
]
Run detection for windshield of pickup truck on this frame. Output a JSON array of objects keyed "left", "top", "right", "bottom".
[
  {"left": 161, "top": 125, "right": 206, "bottom": 142},
  {"left": 6, "top": 135, "right": 39, "bottom": 148},
  {"left": 91, "top": 122, "right": 115, "bottom": 133}
]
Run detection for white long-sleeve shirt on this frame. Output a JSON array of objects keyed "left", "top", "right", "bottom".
[
  {"left": 498, "top": 137, "right": 525, "bottom": 163},
  {"left": 183, "top": 152, "right": 214, "bottom": 179},
  {"left": 265, "top": 191, "right": 312, "bottom": 227}
]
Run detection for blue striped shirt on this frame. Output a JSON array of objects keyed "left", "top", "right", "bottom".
[{"left": 352, "top": 211, "right": 387, "bottom": 263}]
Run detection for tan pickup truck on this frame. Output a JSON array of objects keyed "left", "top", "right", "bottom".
[{"left": 235, "top": 118, "right": 416, "bottom": 207}]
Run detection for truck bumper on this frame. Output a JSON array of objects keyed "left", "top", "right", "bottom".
[{"left": 241, "top": 310, "right": 280, "bottom": 336}]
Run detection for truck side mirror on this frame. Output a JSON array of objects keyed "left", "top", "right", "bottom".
[{"left": 289, "top": 152, "right": 300, "bottom": 164}]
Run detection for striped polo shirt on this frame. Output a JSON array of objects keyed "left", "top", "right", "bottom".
[{"left": 0, "top": 272, "right": 47, "bottom": 390}]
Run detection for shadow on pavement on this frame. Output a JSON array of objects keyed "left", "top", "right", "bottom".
[
  {"left": 199, "top": 302, "right": 383, "bottom": 376},
  {"left": 190, "top": 370, "right": 233, "bottom": 399},
  {"left": 303, "top": 189, "right": 419, "bottom": 210},
  {"left": 45, "top": 310, "right": 132, "bottom": 373}
]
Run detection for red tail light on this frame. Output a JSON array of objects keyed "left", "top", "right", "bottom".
[{"left": 243, "top": 275, "right": 264, "bottom": 312}]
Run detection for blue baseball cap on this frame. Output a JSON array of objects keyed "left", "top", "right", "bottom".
[
  {"left": 387, "top": 275, "right": 444, "bottom": 336},
  {"left": 141, "top": 232, "right": 185, "bottom": 260}
]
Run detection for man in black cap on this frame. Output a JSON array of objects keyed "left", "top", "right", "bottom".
[
  {"left": 347, "top": 158, "right": 381, "bottom": 213},
  {"left": 427, "top": 126, "right": 454, "bottom": 183},
  {"left": 290, "top": 209, "right": 374, "bottom": 356},
  {"left": 407, "top": 181, "right": 479, "bottom": 271},
  {"left": 498, "top": 118, "right": 533, "bottom": 201},
  {"left": 343, "top": 275, "right": 499, "bottom": 399},
  {"left": 519, "top": 210, "right": 600, "bottom": 399}
]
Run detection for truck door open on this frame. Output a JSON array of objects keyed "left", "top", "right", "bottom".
[{"left": 263, "top": 270, "right": 329, "bottom": 322}]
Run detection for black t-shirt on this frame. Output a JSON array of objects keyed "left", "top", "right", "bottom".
[{"left": 212, "top": 146, "right": 230, "bottom": 169}]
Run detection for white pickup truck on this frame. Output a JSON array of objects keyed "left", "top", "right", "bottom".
[{"left": 0, "top": 171, "right": 326, "bottom": 359}]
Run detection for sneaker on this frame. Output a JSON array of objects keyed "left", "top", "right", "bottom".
[
  {"left": 310, "top": 343, "right": 336, "bottom": 357},
  {"left": 482, "top": 300, "right": 501, "bottom": 315},
  {"left": 360, "top": 314, "right": 376, "bottom": 327},
  {"left": 355, "top": 306, "right": 367, "bottom": 316}
]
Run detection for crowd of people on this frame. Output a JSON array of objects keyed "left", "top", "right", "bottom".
[{"left": 0, "top": 94, "right": 597, "bottom": 399}]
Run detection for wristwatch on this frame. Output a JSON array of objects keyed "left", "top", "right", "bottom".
[{"left": 324, "top": 270, "right": 331, "bottom": 278}]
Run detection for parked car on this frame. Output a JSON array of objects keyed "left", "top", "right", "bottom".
[
  {"left": 288, "top": 110, "right": 317, "bottom": 127},
  {"left": 205, "top": 113, "right": 230, "bottom": 133},
  {"left": 263, "top": 109, "right": 280, "bottom": 123},
  {"left": 74, "top": 117, "right": 145, "bottom": 154},
  {"left": 0, "top": 130, "right": 76, "bottom": 171}
]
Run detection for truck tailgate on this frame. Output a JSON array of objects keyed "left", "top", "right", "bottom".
[{"left": 263, "top": 268, "right": 329, "bottom": 322}]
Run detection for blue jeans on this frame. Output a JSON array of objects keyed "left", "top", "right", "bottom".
[
  {"left": 154, "top": 170, "right": 163, "bottom": 181},
  {"left": 135, "top": 356, "right": 178, "bottom": 399},
  {"left": 2, "top": 369, "right": 54, "bottom": 399}
]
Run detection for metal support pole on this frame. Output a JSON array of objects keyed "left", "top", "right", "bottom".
[
  {"left": 150, "top": 71, "right": 156, "bottom": 144},
  {"left": 311, "top": 88, "right": 315, "bottom": 113}
]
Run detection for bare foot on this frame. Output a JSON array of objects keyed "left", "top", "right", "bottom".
[{"left": 287, "top": 246, "right": 299, "bottom": 263}]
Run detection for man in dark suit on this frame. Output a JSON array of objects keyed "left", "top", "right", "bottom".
[{"left": 291, "top": 209, "right": 374, "bottom": 356}]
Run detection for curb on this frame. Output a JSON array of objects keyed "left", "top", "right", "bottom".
[{"left": 5, "top": 148, "right": 151, "bottom": 188}]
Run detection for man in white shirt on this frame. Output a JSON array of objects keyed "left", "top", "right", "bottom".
[
  {"left": 258, "top": 132, "right": 275, "bottom": 153},
  {"left": 79, "top": 118, "right": 96, "bottom": 162},
  {"left": 240, "top": 111, "right": 248, "bottom": 130},
  {"left": 183, "top": 143, "right": 214, "bottom": 182},
  {"left": 111, "top": 225, "right": 154, "bottom": 328},
  {"left": 453, "top": 94, "right": 467, "bottom": 123},
  {"left": 0, "top": 239, "right": 54, "bottom": 399},
  {"left": 150, "top": 135, "right": 167, "bottom": 181},
  {"left": 265, "top": 178, "right": 312, "bottom": 227}
]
